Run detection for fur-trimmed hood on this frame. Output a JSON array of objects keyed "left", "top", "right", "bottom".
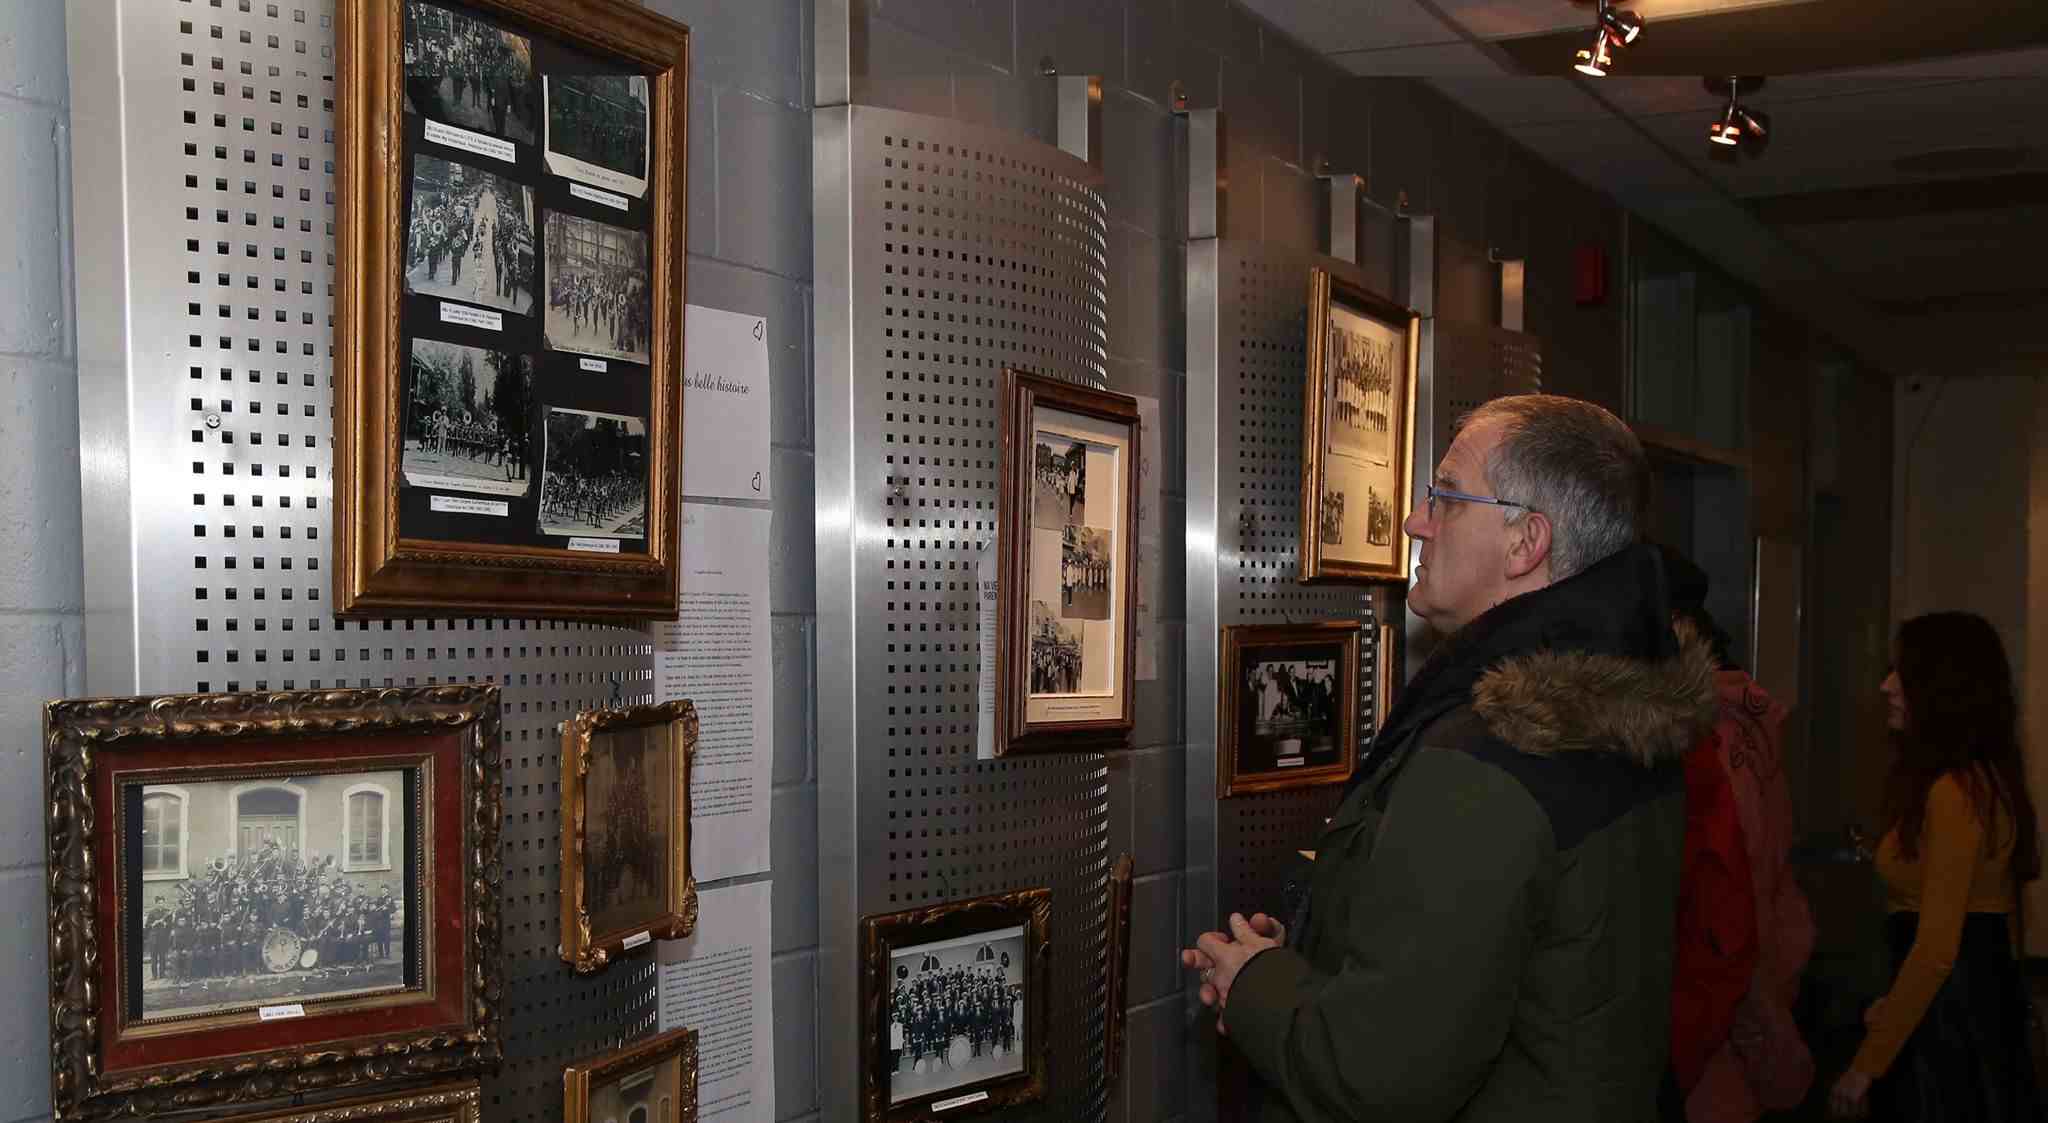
[{"left": 1472, "top": 629, "right": 1720, "bottom": 768}]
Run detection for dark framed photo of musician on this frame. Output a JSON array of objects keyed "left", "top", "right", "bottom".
[
  {"left": 1298, "top": 267, "right": 1420, "bottom": 584},
  {"left": 1218, "top": 621, "right": 1362, "bottom": 797},
  {"left": 337, "top": 0, "right": 689, "bottom": 619},
  {"left": 559, "top": 700, "right": 699, "bottom": 973},
  {"left": 43, "top": 686, "right": 504, "bottom": 1119},
  {"left": 995, "top": 369, "right": 1142, "bottom": 755},
  {"left": 563, "top": 1026, "right": 700, "bottom": 1123},
  {"left": 860, "top": 889, "right": 1051, "bottom": 1122}
]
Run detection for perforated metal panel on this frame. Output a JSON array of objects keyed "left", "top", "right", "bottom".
[
  {"left": 71, "top": 3, "right": 659, "bottom": 1120},
  {"left": 813, "top": 104, "right": 1114, "bottom": 1121},
  {"left": 1430, "top": 323, "right": 1544, "bottom": 455}
]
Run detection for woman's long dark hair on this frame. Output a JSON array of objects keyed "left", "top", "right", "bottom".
[{"left": 1880, "top": 611, "right": 2041, "bottom": 882}]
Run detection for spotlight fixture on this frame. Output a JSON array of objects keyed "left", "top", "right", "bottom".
[
  {"left": 1703, "top": 77, "right": 1770, "bottom": 156},
  {"left": 1572, "top": 1, "right": 1642, "bottom": 76}
]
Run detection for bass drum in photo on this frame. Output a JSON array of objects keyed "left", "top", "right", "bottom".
[{"left": 261, "top": 927, "right": 306, "bottom": 974}]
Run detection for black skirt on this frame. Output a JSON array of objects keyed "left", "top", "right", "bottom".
[{"left": 1873, "top": 911, "right": 2042, "bottom": 1122}]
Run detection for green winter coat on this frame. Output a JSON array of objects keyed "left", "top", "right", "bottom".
[{"left": 1226, "top": 544, "right": 1719, "bottom": 1123}]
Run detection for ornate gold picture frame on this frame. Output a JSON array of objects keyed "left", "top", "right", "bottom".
[
  {"left": 44, "top": 686, "right": 503, "bottom": 1120},
  {"left": 231, "top": 1081, "right": 482, "bottom": 1123},
  {"left": 559, "top": 700, "right": 698, "bottom": 973},
  {"left": 564, "top": 1026, "right": 700, "bottom": 1123},
  {"left": 335, "top": 0, "right": 690, "bottom": 618},
  {"left": 860, "top": 889, "right": 1052, "bottom": 1121},
  {"left": 1299, "top": 267, "right": 1420, "bottom": 584},
  {"left": 1218, "top": 621, "right": 1362, "bottom": 797}
]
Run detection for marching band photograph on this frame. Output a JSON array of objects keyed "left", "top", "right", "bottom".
[
  {"left": 1028, "top": 600, "right": 1084, "bottom": 696},
  {"left": 1059, "top": 525, "right": 1113, "bottom": 621},
  {"left": 543, "top": 212, "right": 652, "bottom": 365},
  {"left": 401, "top": 339, "right": 534, "bottom": 497},
  {"left": 1031, "top": 436, "right": 1087, "bottom": 530},
  {"left": 402, "top": 0, "right": 537, "bottom": 144},
  {"left": 544, "top": 73, "right": 650, "bottom": 188},
  {"left": 1325, "top": 316, "right": 1398, "bottom": 465},
  {"left": 583, "top": 724, "right": 670, "bottom": 940},
  {"left": 405, "top": 153, "right": 538, "bottom": 316},
  {"left": 886, "top": 927, "right": 1028, "bottom": 1105},
  {"left": 538, "top": 407, "right": 649, "bottom": 540},
  {"left": 133, "top": 773, "right": 410, "bottom": 1023}
]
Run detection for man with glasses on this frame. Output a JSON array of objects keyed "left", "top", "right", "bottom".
[{"left": 1184, "top": 394, "right": 1717, "bottom": 1122}]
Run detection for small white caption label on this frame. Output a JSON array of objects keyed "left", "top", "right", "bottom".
[
  {"left": 932, "top": 1091, "right": 990, "bottom": 1113},
  {"left": 423, "top": 118, "right": 516, "bottom": 164},
  {"left": 1276, "top": 757, "right": 1305, "bottom": 768},
  {"left": 430, "top": 495, "right": 509, "bottom": 517},
  {"left": 622, "top": 930, "right": 652, "bottom": 950},
  {"left": 579, "top": 357, "right": 609, "bottom": 373},
  {"left": 439, "top": 302, "right": 503, "bottom": 332},
  {"left": 569, "top": 181, "right": 629, "bottom": 211},
  {"left": 258, "top": 1003, "right": 306, "bottom": 1022},
  {"left": 567, "top": 537, "right": 622, "bottom": 554}
]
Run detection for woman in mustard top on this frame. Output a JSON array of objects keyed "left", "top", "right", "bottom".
[{"left": 1829, "top": 612, "right": 2042, "bottom": 1119}]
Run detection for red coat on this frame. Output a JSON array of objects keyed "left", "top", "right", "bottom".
[{"left": 1670, "top": 731, "right": 1759, "bottom": 1091}]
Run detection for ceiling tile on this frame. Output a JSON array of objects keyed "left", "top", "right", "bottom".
[
  {"left": 1435, "top": 0, "right": 1826, "bottom": 41},
  {"left": 1424, "top": 76, "right": 1611, "bottom": 127},
  {"left": 1328, "top": 40, "right": 1512, "bottom": 76},
  {"left": 1236, "top": 0, "right": 1463, "bottom": 54}
]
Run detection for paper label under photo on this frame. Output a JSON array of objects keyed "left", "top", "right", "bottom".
[
  {"left": 1023, "top": 406, "right": 1128, "bottom": 727},
  {"left": 567, "top": 536, "right": 622, "bottom": 553},
  {"left": 422, "top": 118, "right": 517, "bottom": 165},
  {"left": 428, "top": 494, "right": 510, "bottom": 516},
  {"left": 542, "top": 74, "right": 650, "bottom": 199},
  {"left": 569, "top": 180, "right": 630, "bottom": 211},
  {"left": 580, "top": 357, "right": 609, "bottom": 373},
  {"left": 438, "top": 302, "right": 504, "bottom": 332}
]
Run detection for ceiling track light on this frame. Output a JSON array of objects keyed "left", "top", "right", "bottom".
[
  {"left": 1574, "top": 29, "right": 1615, "bottom": 77},
  {"left": 1703, "top": 76, "right": 1770, "bottom": 156},
  {"left": 1573, "top": 1, "right": 1641, "bottom": 76}
]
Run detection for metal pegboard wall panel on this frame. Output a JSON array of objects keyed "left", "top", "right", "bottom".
[
  {"left": 1212, "top": 241, "right": 1374, "bottom": 924},
  {"left": 1430, "top": 323, "right": 1544, "bottom": 456},
  {"left": 840, "top": 105, "right": 1113, "bottom": 1120},
  {"left": 93, "top": 2, "right": 658, "bottom": 1120}
]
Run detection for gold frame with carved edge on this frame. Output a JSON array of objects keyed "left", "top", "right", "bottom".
[
  {"left": 563, "top": 1027, "right": 700, "bottom": 1123},
  {"left": 335, "top": 0, "right": 690, "bottom": 619},
  {"left": 1217, "top": 621, "right": 1362, "bottom": 797},
  {"left": 559, "top": 700, "right": 698, "bottom": 973},
  {"left": 1299, "top": 267, "right": 1420, "bottom": 585},
  {"left": 228, "top": 1080, "right": 482, "bottom": 1123},
  {"left": 1104, "top": 853, "right": 1135, "bottom": 1084},
  {"left": 859, "top": 888, "right": 1052, "bottom": 1122},
  {"left": 44, "top": 686, "right": 503, "bottom": 1121}
]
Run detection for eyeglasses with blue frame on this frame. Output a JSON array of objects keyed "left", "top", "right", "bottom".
[{"left": 1425, "top": 484, "right": 1536, "bottom": 518}]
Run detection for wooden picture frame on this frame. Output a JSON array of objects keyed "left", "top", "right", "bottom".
[
  {"left": 1299, "top": 267, "right": 1420, "bottom": 584},
  {"left": 564, "top": 1026, "right": 700, "bottom": 1123},
  {"left": 229, "top": 1081, "right": 483, "bottom": 1123},
  {"left": 1104, "top": 853, "right": 1134, "bottom": 1084},
  {"left": 335, "top": 0, "right": 690, "bottom": 619},
  {"left": 1375, "top": 620, "right": 1398, "bottom": 732},
  {"left": 996, "top": 369, "right": 1142, "bottom": 754},
  {"left": 560, "top": 700, "right": 698, "bottom": 973},
  {"left": 1218, "top": 622, "right": 1362, "bottom": 797},
  {"left": 44, "top": 686, "right": 504, "bottom": 1120},
  {"left": 860, "top": 889, "right": 1052, "bottom": 1121}
]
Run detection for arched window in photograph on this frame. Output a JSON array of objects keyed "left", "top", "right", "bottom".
[
  {"left": 342, "top": 782, "right": 393, "bottom": 872},
  {"left": 141, "top": 786, "right": 189, "bottom": 881}
]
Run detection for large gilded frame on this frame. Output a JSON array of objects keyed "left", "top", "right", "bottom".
[
  {"left": 562, "top": 1027, "right": 700, "bottom": 1123},
  {"left": 559, "top": 700, "right": 698, "bottom": 973},
  {"left": 229, "top": 1081, "right": 483, "bottom": 1123},
  {"left": 334, "top": 0, "right": 690, "bottom": 618},
  {"left": 44, "top": 686, "right": 504, "bottom": 1121}
]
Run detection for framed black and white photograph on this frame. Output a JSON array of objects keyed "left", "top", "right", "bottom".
[
  {"left": 861, "top": 890, "right": 1050, "bottom": 1122},
  {"left": 560, "top": 702, "right": 696, "bottom": 973},
  {"left": 563, "top": 1026, "right": 699, "bottom": 1123},
  {"left": 404, "top": 154, "right": 538, "bottom": 316},
  {"left": 996, "top": 370, "right": 1140, "bottom": 755},
  {"left": 402, "top": 339, "right": 535, "bottom": 498},
  {"left": 543, "top": 211, "right": 652, "bottom": 364},
  {"left": 1299, "top": 267, "right": 1419, "bottom": 584},
  {"left": 402, "top": 0, "right": 538, "bottom": 144},
  {"left": 538, "top": 407, "right": 649, "bottom": 541},
  {"left": 1218, "top": 621, "right": 1361, "bottom": 797},
  {"left": 544, "top": 74, "right": 650, "bottom": 197}
]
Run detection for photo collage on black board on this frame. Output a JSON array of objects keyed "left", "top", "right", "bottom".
[{"left": 397, "top": 0, "right": 654, "bottom": 554}]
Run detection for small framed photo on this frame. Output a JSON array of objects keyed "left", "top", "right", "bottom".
[
  {"left": 230, "top": 1081, "right": 482, "bottom": 1123},
  {"left": 996, "top": 369, "right": 1142, "bottom": 754},
  {"left": 1219, "top": 622, "right": 1362, "bottom": 797},
  {"left": 564, "top": 1026, "right": 699, "bottom": 1123},
  {"left": 860, "top": 889, "right": 1052, "bottom": 1121},
  {"left": 560, "top": 701, "right": 699, "bottom": 973},
  {"left": 44, "top": 686, "right": 503, "bottom": 1119},
  {"left": 1299, "top": 267, "right": 1420, "bottom": 584}
]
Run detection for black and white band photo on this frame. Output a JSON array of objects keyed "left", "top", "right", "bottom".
[
  {"left": 538, "top": 407, "right": 648, "bottom": 540},
  {"left": 1028, "top": 599, "right": 1084, "bottom": 696},
  {"left": 405, "top": 154, "right": 537, "bottom": 316},
  {"left": 886, "top": 927, "right": 1027, "bottom": 1105},
  {"left": 1319, "top": 489, "right": 1346, "bottom": 546},
  {"left": 1031, "top": 436, "right": 1086, "bottom": 530},
  {"left": 1240, "top": 652, "right": 1344, "bottom": 772},
  {"left": 402, "top": 0, "right": 537, "bottom": 144},
  {"left": 543, "top": 212, "right": 651, "bottom": 365},
  {"left": 1325, "top": 314, "right": 1398, "bottom": 465},
  {"left": 544, "top": 74, "right": 650, "bottom": 196},
  {"left": 1059, "top": 525, "right": 1113, "bottom": 621},
  {"left": 401, "top": 339, "right": 534, "bottom": 498},
  {"left": 129, "top": 772, "right": 412, "bottom": 1023},
  {"left": 1365, "top": 485, "right": 1395, "bottom": 548}
]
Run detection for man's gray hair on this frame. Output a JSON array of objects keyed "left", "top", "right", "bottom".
[{"left": 1457, "top": 395, "right": 1648, "bottom": 581}]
